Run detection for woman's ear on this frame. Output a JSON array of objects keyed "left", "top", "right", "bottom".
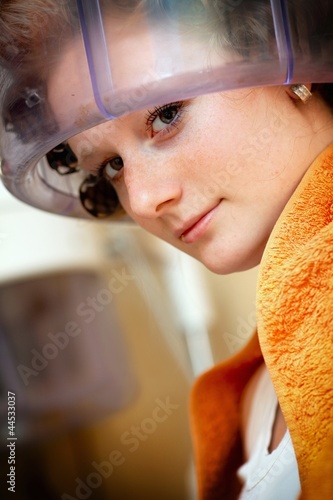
[{"left": 286, "top": 83, "right": 313, "bottom": 103}]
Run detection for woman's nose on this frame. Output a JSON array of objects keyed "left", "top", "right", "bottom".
[{"left": 125, "top": 156, "right": 182, "bottom": 219}]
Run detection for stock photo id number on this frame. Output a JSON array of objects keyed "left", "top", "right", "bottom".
[{"left": 6, "top": 392, "right": 17, "bottom": 494}]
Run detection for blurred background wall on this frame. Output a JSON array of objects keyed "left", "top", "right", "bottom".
[{"left": 0, "top": 184, "right": 258, "bottom": 500}]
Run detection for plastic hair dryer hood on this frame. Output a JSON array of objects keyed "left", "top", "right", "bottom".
[{"left": 0, "top": 0, "right": 332, "bottom": 218}]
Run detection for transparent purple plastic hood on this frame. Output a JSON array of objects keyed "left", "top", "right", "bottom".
[{"left": 0, "top": 0, "right": 332, "bottom": 218}]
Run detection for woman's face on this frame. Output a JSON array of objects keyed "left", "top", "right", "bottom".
[{"left": 69, "top": 86, "right": 320, "bottom": 274}]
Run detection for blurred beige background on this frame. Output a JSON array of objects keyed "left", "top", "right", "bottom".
[{"left": 0, "top": 186, "right": 258, "bottom": 500}]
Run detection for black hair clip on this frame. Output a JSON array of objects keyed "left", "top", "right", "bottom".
[
  {"left": 46, "top": 142, "right": 79, "bottom": 175},
  {"left": 79, "top": 174, "right": 120, "bottom": 218},
  {"left": 47, "top": 142, "right": 120, "bottom": 217}
]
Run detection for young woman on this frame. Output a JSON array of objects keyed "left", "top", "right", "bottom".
[
  {"left": 65, "top": 67, "right": 333, "bottom": 500},
  {"left": 1, "top": 1, "right": 333, "bottom": 498}
]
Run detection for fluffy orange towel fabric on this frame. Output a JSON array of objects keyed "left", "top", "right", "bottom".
[{"left": 190, "top": 144, "right": 333, "bottom": 499}]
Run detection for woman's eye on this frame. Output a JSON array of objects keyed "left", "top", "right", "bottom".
[
  {"left": 103, "top": 156, "right": 124, "bottom": 179},
  {"left": 147, "top": 102, "right": 184, "bottom": 136}
]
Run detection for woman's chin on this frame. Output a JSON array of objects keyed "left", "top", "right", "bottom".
[{"left": 192, "top": 248, "right": 263, "bottom": 275}]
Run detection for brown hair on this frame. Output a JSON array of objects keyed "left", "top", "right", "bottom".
[
  {"left": 0, "top": 0, "right": 78, "bottom": 78},
  {"left": 1, "top": 1, "right": 332, "bottom": 71},
  {"left": 1, "top": 0, "right": 332, "bottom": 103}
]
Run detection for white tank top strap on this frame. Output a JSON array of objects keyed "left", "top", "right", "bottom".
[{"left": 237, "top": 365, "right": 301, "bottom": 499}]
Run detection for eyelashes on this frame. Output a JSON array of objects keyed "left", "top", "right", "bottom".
[
  {"left": 145, "top": 101, "right": 185, "bottom": 137},
  {"left": 91, "top": 100, "right": 187, "bottom": 180}
]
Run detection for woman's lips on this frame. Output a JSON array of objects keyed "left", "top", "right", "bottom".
[{"left": 178, "top": 201, "right": 221, "bottom": 244}]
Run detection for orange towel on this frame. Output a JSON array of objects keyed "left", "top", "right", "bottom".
[{"left": 190, "top": 144, "right": 333, "bottom": 499}]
